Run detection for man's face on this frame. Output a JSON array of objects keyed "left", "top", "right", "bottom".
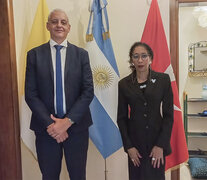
[{"left": 47, "top": 11, "right": 70, "bottom": 43}]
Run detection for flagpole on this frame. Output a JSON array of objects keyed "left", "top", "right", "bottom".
[{"left": 104, "top": 159, "right": 108, "bottom": 180}]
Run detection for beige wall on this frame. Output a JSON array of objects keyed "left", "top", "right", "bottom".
[
  {"left": 13, "top": 0, "right": 170, "bottom": 81},
  {"left": 13, "top": 0, "right": 177, "bottom": 179}
]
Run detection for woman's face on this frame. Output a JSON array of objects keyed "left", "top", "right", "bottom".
[{"left": 131, "top": 46, "right": 152, "bottom": 73}]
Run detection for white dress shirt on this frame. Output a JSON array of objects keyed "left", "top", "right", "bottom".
[{"left": 49, "top": 39, "right": 67, "bottom": 116}]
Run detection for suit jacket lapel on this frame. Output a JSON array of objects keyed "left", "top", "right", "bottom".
[
  {"left": 144, "top": 70, "right": 157, "bottom": 96},
  {"left": 127, "top": 73, "right": 146, "bottom": 101},
  {"left": 128, "top": 71, "right": 158, "bottom": 101},
  {"left": 64, "top": 42, "right": 71, "bottom": 84},
  {"left": 44, "top": 42, "right": 54, "bottom": 82}
]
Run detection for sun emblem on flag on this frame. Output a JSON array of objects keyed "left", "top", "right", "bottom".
[{"left": 92, "top": 65, "right": 114, "bottom": 89}]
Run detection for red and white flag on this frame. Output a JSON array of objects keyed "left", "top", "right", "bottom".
[{"left": 141, "top": 0, "right": 189, "bottom": 170}]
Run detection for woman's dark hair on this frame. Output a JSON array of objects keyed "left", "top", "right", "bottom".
[{"left": 129, "top": 42, "right": 154, "bottom": 71}]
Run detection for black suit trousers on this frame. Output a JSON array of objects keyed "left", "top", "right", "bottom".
[{"left": 35, "top": 129, "right": 89, "bottom": 180}]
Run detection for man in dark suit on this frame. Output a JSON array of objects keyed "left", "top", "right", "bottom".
[{"left": 25, "top": 9, "right": 94, "bottom": 180}]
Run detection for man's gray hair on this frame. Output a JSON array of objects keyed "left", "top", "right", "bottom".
[{"left": 48, "top": 9, "right": 69, "bottom": 22}]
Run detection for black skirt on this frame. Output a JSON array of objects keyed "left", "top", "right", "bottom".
[{"left": 128, "top": 155, "right": 165, "bottom": 180}]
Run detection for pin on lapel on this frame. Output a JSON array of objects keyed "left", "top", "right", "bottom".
[
  {"left": 140, "top": 84, "right": 147, "bottom": 89},
  {"left": 151, "top": 79, "right": 156, "bottom": 83}
]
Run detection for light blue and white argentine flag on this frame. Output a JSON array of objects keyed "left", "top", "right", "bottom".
[{"left": 86, "top": 0, "right": 122, "bottom": 158}]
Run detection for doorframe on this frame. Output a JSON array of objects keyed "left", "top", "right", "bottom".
[
  {"left": 0, "top": 0, "right": 22, "bottom": 179},
  {"left": 170, "top": 0, "right": 207, "bottom": 86}
]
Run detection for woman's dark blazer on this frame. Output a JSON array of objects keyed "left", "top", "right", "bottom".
[{"left": 117, "top": 70, "right": 174, "bottom": 157}]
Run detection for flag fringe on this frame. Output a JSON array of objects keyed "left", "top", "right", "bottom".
[
  {"left": 86, "top": 34, "right": 93, "bottom": 42},
  {"left": 86, "top": 32, "right": 110, "bottom": 42},
  {"left": 102, "top": 31, "right": 110, "bottom": 40},
  {"left": 21, "top": 138, "right": 38, "bottom": 161},
  {"left": 165, "top": 159, "right": 189, "bottom": 172}
]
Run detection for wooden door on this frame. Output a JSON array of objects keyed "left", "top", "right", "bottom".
[{"left": 0, "top": 0, "right": 22, "bottom": 179}]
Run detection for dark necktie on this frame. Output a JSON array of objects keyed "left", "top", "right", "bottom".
[{"left": 54, "top": 45, "right": 64, "bottom": 118}]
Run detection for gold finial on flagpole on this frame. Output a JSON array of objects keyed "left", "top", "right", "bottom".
[
  {"left": 86, "top": 34, "right": 93, "bottom": 42},
  {"left": 102, "top": 32, "right": 110, "bottom": 40}
]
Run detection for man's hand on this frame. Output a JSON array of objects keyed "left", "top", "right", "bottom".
[
  {"left": 149, "top": 146, "right": 164, "bottom": 168},
  {"left": 55, "top": 131, "right": 69, "bottom": 143},
  {"left": 47, "top": 114, "right": 72, "bottom": 139},
  {"left": 127, "top": 147, "right": 142, "bottom": 167}
]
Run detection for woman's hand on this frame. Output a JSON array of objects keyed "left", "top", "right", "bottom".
[
  {"left": 149, "top": 146, "right": 164, "bottom": 168},
  {"left": 127, "top": 147, "right": 142, "bottom": 167}
]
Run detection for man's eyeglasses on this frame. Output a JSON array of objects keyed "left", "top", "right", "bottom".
[{"left": 132, "top": 54, "right": 149, "bottom": 60}]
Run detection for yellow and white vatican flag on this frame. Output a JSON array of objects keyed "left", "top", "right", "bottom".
[
  {"left": 20, "top": 0, "right": 49, "bottom": 156},
  {"left": 85, "top": 0, "right": 122, "bottom": 158}
]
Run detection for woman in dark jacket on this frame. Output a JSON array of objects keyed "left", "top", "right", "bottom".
[{"left": 117, "top": 42, "right": 173, "bottom": 180}]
